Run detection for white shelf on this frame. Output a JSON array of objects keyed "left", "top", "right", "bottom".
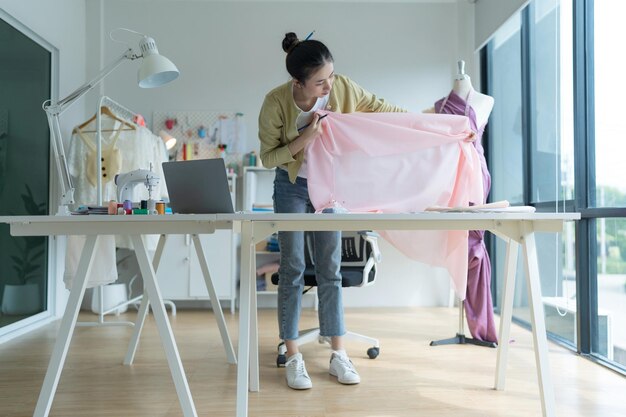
[
  {"left": 243, "top": 166, "right": 275, "bottom": 212},
  {"left": 243, "top": 166, "right": 317, "bottom": 309}
]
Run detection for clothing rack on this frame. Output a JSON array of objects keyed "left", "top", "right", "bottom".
[{"left": 75, "top": 95, "right": 175, "bottom": 328}]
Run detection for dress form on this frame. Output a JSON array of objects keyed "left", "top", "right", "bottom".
[
  {"left": 453, "top": 60, "right": 494, "bottom": 128},
  {"left": 429, "top": 59, "right": 498, "bottom": 347}
]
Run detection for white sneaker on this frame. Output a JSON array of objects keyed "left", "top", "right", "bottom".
[
  {"left": 285, "top": 353, "right": 312, "bottom": 390},
  {"left": 329, "top": 353, "right": 360, "bottom": 385}
]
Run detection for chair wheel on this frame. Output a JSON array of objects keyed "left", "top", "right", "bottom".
[
  {"left": 367, "top": 347, "right": 379, "bottom": 359},
  {"left": 276, "top": 354, "right": 286, "bottom": 367}
]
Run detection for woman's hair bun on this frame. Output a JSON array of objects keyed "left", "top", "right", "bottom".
[{"left": 282, "top": 32, "right": 300, "bottom": 53}]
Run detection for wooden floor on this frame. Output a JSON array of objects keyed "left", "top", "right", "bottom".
[{"left": 1, "top": 307, "right": 625, "bottom": 417}]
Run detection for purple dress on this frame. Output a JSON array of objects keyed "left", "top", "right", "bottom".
[{"left": 434, "top": 90, "right": 498, "bottom": 343}]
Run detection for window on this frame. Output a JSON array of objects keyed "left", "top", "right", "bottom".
[
  {"left": 0, "top": 13, "right": 52, "bottom": 332},
  {"left": 488, "top": 14, "right": 524, "bottom": 205},
  {"left": 592, "top": 2, "right": 626, "bottom": 208},
  {"left": 595, "top": 218, "right": 626, "bottom": 364},
  {"left": 486, "top": 0, "right": 626, "bottom": 373},
  {"left": 589, "top": 1, "right": 626, "bottom": 367},
  {"left": 530, "top": 0, "right": 574, "bottom": 205},
  {"left": 487, "top": 0, "right": 577, "bottom": 348}
]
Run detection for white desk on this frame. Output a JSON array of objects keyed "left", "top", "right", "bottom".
[
  {"left": 0, "top": 215, "right": 237, "bottom": 417},
  {"left": 224, "top": 212, "right": 580, "bottom": 417},
  {"left": 1, "top": 212, "right": 580, "bottom": 417}
]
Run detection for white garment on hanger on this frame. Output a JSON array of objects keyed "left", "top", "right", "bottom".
[{"left": 65, "top": 117, "right": 168, "bottom": 289}]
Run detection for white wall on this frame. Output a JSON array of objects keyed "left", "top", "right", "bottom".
[
  {"left": 95, "top": 0, "right": 469, "bottom": 150},
  {"left": 1, "top": 0, "right": 482, "bottom": 310},
  {"left": 475, "top": 0, "right": 528, "bottom": 50},
  {"left": 88, "top": 0, "right": 474, "bottom": 307},
  {"left": 0, "top": 0, "right": 87, "bottom": 322},
  {"left": 0, "top": 0, "right": 87, "bottom": 133}
]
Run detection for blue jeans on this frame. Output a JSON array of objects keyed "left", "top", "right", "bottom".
[{"left": 273, "top": 168, "right": 344, "bottom": 340}]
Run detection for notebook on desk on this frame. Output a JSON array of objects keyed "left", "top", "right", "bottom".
[{"left": 162, "top": 159, "right": 234, "bottom": 214}]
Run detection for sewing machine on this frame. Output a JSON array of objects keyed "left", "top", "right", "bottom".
[{"left": 115, "top": 166, "right": 160, "bottom": 204}]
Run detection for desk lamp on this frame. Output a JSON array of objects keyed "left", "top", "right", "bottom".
[
  {"left": 159, "top": 130, "right": 178, "bottom": 151},
  {"left": 43, "top": 28, "right": 179, "bottom": 215}
]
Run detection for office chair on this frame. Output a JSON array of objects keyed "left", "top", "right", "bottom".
[{"left": 272, "top": 231, "right": 382, "bottom": 367}]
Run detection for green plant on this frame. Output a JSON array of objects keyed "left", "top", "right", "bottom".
[{"left": 9, "top": 185, "right": 46, "bottom": 285}]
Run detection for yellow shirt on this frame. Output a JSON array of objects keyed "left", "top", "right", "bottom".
[{"left": 258, "top": 74, "right": 406, "bottom": 183}]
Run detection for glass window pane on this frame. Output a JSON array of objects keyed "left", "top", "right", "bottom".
[
  {"left": 494, "top": 227, "right": 576, "bottom": 345},
  {"left": 530, "top": 0, "right": 574, "bottom": 204},
  {"left": 0, "top": 17, "right": 50, "bottom": 328},
  {"left": 596, "top": 218, "right": 626, "bottom": 366},
  {"left": 593, "top": 3, "right": 626, "bottom": 207},
  {"left": 489, "top": 14, "right": 524, "bottom": 204}
]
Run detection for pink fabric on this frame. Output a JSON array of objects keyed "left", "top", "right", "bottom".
[{"left": 305, "top": 112, "right": 484, "bottom": 299}]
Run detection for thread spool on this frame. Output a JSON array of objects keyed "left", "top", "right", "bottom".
[
  {"left": 147, "top": 199, "right": 157, "bottom": 215},
  {"left": 156, "top": 201, "right": 165, "bottom": 215},
  {"left": 123, "top": 200, "right": 132, "bottom": 215},
  {"left": 108, "top": 200, "right": 118, "bottom": 215}
]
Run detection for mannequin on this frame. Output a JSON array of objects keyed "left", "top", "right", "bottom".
[
  {"left": 452, "top": 60, "right": 494, "bottom": 129},
  {"left": 429, "top": 59, "right": 498, "bottom": 345}
]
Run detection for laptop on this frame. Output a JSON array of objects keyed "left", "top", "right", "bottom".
[{"left": 162, "top": 159, "right": 234, "bottom": 214}]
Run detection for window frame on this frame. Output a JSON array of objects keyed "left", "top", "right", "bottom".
[{"left": 484, "top": 0, "right": 626, "bottom": 374}]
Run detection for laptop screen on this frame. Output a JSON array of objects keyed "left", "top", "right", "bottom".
[{"left": 162, "top": 159, "right": 234, "bottom": 214}]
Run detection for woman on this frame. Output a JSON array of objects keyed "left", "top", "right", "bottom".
[{"left": 258, "top": 32, "right": 406, "bottom": 390}]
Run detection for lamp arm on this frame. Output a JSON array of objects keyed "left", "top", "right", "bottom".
[
  {"left": 45, "top": 111, "right": 73, "bottom": 214},
  {"left": 42, "top": 48, "right": 138, "bottom": 214},
  {"left": 45, "top": 49, "right": 135, "bottom": 116}
]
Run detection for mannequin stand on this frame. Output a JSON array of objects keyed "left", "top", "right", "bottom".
[{"left": 430, "top": 299, "right": 497, "bottom": 348}]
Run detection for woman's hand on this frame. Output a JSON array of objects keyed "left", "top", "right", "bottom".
[
  {"left": 464, "top": 131, "right": 476, "bottom": 143},
  {"left": 288, "top": 113, "right": 325, "bottom": 156},
  {"left": 302, "top": 113, "right": 325, "bottom": 138}
]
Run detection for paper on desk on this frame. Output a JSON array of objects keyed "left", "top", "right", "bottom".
[
  {"left": 424, "top": 200, "right": 512, "bottom": 213},
  {"left": 424, "top": 200, "right": 534, "bottom": 213}
]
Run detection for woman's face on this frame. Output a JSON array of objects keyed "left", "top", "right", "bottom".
[{"left": 300, "top": 62, "right": 335, "bottom": 98}]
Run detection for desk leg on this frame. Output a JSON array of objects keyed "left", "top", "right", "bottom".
[
  {"left": 33, "top": 235, "right": 98, "bottom": 417},
  {"left": 124, "top": 234, "right": 167, "bottom": 365},
  {"left": 495, "top": 238, "right": 518, "bottom": 390},
  {"left": 521, "top": 226, "right": 556, "bottom": 417},
  {"left": 191, "top": 234, "right": 237, "bottom": 364},
  {"left": 236, "top": 222, "right": 254, "bottom": 417},
  {"left": 130, "top": 234, "right": 197, "bottom": 417},
  {"left": 249, "top": 246, "right": 259, "bottom": 392},
  {"left": 123, "top": 293, "right": 150, "bottom": 365}
]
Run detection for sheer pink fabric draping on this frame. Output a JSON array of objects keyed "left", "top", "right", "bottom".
[{"left": 305, "top": 111, "right": 483, "bottom": 299}]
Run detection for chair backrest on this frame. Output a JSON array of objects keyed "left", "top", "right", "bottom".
[
  {"left": 304, "top": 231, "right": 380, "bottom": 288},
  {"left": 271, "top": 231, "right": 382, "bottom": 288}
]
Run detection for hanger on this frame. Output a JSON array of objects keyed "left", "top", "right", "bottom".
[{"left": 74, "top": 105, "right": 136, "bottom": 133}]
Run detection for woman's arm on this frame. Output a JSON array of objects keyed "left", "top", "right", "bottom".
[
  {"left": 258, "top": 95, "right": 324, "bottom": 168},
  {"left": 258, "top": 95, "right": 296, "bottom": 168},
  {"left": 287, "top": 114, "right": 324, "bottom": 155}
]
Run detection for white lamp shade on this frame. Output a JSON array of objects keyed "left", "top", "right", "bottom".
[
  {"left": 138, "top": 54, "right": 179, "bottom": 88},
  {"left": 159, "top": 130, "right": 177, "bottom": 150}
]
